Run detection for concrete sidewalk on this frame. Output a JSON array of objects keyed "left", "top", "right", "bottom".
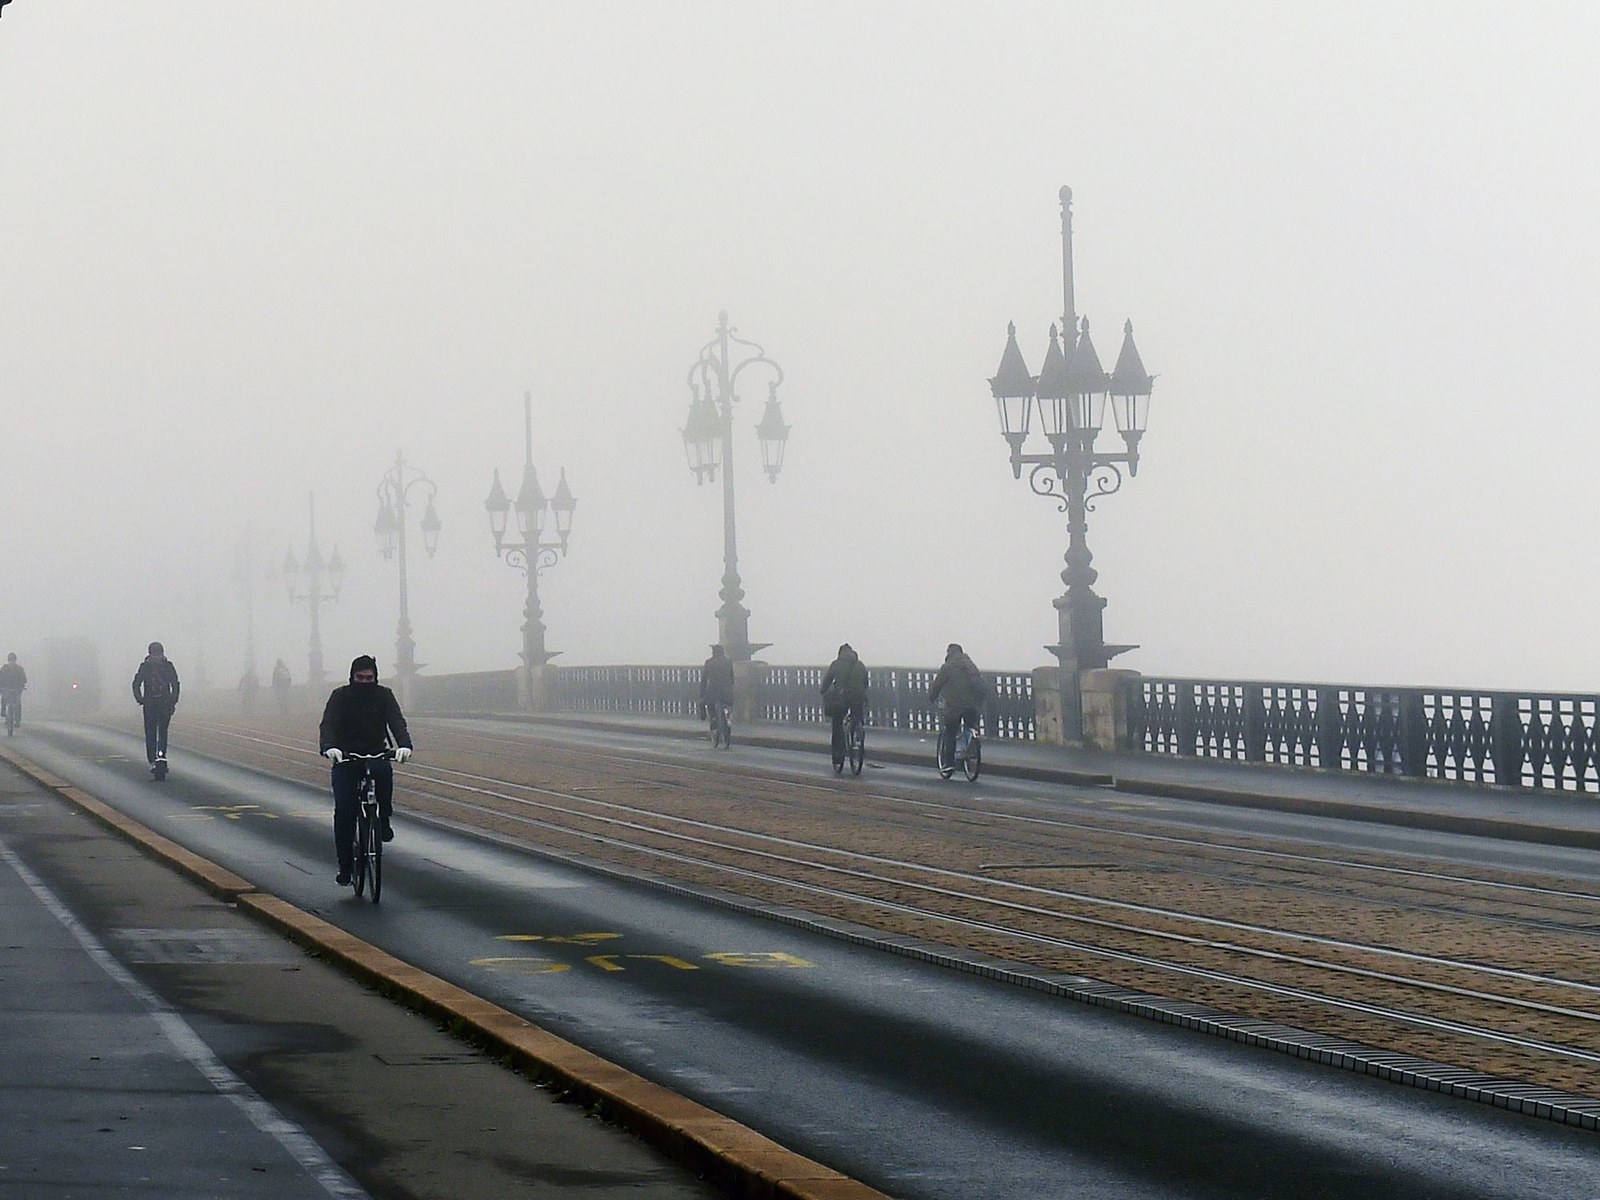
[{"left": 484, "top": 710, "right": 1600, "bottom": 851}]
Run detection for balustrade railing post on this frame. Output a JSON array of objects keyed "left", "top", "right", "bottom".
[
  {"left": 1244, "top": 683, "right": 1266, "bottom": 763},
  {"left": 1399, "top": 689, "right": 1428, "bottom": 778},
  {"left": 1315, "top": 687, "right": 1342, "bottom": 769},
  {"left": 1491, "top": 693, "right": 1523, "bottom": 787},
  {"left": 1176, "top": 683, "right": 1197, "bottom": 756}
]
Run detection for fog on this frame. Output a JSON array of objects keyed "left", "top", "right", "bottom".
[{"left": 3, "top": 2, "right": 1597, "bottom": 693}]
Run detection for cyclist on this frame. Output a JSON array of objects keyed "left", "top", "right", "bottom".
[
  {"left": 131, "top": 642, "right": 181, "bottom": 776},
  {"left": 0, "top": 653, "right": 26, "bottom": 729},
  {"left": 820, "top": 643, "right": 868, "bottom": 769},
  {"left": 700, "top": 644, "right": 734, "bottom": 740},
  {"left": 271, "top": 658, "right": 292, "bottom": 714},
  {"left": 929, "top": 642, "right": 986, "bottom": 770},
  {"left": 319, "top": 654, "right": 413, "bottom": 886}
]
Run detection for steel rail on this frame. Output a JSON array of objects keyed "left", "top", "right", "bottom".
[{"left": 175, "top": 721, "right": 1600, "bottom": 1032}]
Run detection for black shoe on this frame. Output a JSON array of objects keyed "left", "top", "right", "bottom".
[
  {"left": 380, "top": 819, "right": 394, "bottom": 843},
  {"left": 336, "top": 871, "right": 351, "bottom": 886}
]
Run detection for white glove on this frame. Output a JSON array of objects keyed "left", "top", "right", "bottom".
[
  {"left": 324, "top": 748, "right": 345, "bottom": 765},
  {"left": 394, "top": 747, "right": 412, "bottom": 764}
]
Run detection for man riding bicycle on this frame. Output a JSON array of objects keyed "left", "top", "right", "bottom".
[
  {"left": 820, "top": 643, "right": 868, "bottom": 768},
  {"left": 0, "top": 653, "right": 26, "bottom": 728},
  {"left": 929, "top": 642, "right": 986, "bottom": 766},
  {"left": 319, "top": 655, "right": 413, "bottom": 887}
]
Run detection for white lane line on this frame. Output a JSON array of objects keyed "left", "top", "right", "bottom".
[{"left": 0, "top": 835, "right": 369, "bottom": 1200}]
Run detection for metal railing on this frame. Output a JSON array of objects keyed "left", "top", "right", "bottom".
[
  {"left": 548, "top": 664, "right": 702, "bottom": 719},
  {"left": 1133, "top": 677, "right": 1600, "bottom": 793},
  {"left": 544, "top": 663, "right": 1035, "bottom": 740},
  {"left": 409, "top": 668, "right": 518, "bottom": 714},
  {"left": 413, "top": 662, "right": 1600, "bottom": 795},
  {"left": 760, "top": 665, "right": 1035, "bottom": 740}
]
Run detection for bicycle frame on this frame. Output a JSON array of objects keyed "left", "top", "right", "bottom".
[{"left": 340, "top": 751, "right": 391, "bottom": 902}]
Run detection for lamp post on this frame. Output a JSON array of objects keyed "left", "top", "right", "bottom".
[
  {"left": 234, "top": 524, "right": 263, "bottom": 680},
  {"left": 988, "top": 186, "right": 1155, "bottom": 742},
  {"left": 283, "top": 494, "right": 345, "bottom": 686},
  {"left": 485, "top": 392, "right": 576, "bottom": 705},
  {"left": 680, "top": 311, "right": 790, "bottom": 661},
  {"left": 373, "top": 450, "right": 440, "bottom": 691}
]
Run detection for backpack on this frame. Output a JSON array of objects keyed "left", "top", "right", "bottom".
[
  {"left": 143, "top": 662, "right": 174, "bottom": 703},
  {"left": 823, "top": 680, "right": 848, "bottom": 717}
]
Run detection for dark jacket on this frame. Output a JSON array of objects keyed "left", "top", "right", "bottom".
[
  {"left": 929, "top": 650, "right": 985, "bottom": 717},
  {"left": 820, "top": 650, "right": 868, "bottom": 703},
  {"left": 0, "top": 663, "right": 25, "bottom": 692},
  {"left": 700, "top": 653, "right": 735, "bottom": 702},
  {"left": 132, "top": 655, "right": 181, "bottom": 708},
  {"left": 319, "top": 683, "right": 413, "bottom": 756}
]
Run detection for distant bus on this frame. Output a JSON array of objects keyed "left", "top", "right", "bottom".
[{"left": 32, "top": 637, "right": 102, "bottom": 715}]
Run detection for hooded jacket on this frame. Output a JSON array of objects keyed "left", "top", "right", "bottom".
[
  {"left": 928, "top": 648, "right": 985, "bottom": 717},
  {"left": 820, "top": 647, "right": 868, "bottom": 703},
  {"left": 318, "top": 659, "right": 413, "bottom": 756}
]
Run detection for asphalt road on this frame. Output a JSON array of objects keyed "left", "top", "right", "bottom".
[
  {"left": 0, "top": 743, "right": 722, "bottom": 1200},
  {"left": 10, "top": 719, "right": 1600, "bottom": 1199}
]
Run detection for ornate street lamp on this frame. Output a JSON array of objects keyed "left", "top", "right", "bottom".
[
  {"left": 283, "top": 494, "right": 344, "bottom": 686},
  {"left": 374, "top": 451, "right": 439, "bottom": 689},
  {"left": 989, "top": 186, "right": 1155, "bottom": 741},
  {"left": 680, "top": 311, "right": 789, "bottom": 661},
  {"left": 485, "top": 392, "right": 577, "bottom": 704}
]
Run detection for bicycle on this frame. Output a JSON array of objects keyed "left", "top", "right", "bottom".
[
  {"left": 832, "top": 707, "right": 865, "bottom": 776},
  {"left": 344, "top": 751, "right": 392, "bottom": 903},
  {"left": 1, "top": 689, "right": 21, "bottom": 737},
  {"left": 707, "top": 699, "right": 733, "bottom": 749},
  {"left": 936, "top": 714, "right": 982, "bottom": 782}
]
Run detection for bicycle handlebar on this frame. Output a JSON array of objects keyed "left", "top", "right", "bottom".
[{"left": 330, "top": 750, "right": 394, "bottom": 760}]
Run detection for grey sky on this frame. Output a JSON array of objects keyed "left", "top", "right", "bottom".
[{"left": 2, "top": 2, "right": 1596, "bottom": 691}]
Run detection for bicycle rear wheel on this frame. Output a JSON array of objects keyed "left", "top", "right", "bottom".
[
  {"left": 962, "top": 737, "right": 982, "bottom": 782},
  {"left": 936, "top": 726, "right": 955, "bottom": 779},
  {"left": 848, "top": 720, "right": 865, "bottom": 776}
]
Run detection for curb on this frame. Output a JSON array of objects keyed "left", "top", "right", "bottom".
[{"left": 0, "top": 743, "right": 891, "bottom": 1200}]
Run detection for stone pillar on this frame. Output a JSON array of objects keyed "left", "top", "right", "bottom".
[
  {"left": 1032, "top": 665, "right": 1069, "bottom": 745},
  {"left": 1081, "top": 668, "right": 1141, "bottom": 752},
  {"left": 524, "top": 664, "right": 558, "bottom": 713},
  {"left": 733, "top": 660, "right": 768, "bottom": 725}
]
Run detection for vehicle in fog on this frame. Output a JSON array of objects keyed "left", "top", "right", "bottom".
[{"left": 33, "top": 637, "right": 102, "bottom": 715}]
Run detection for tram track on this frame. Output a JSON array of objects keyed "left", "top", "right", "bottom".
[{"left": 104, "top": 714, "right": 1600, "bottom": 1099}]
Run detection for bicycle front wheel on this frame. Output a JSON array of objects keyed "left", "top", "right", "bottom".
[
  {"left": 352, "top": 812, "right": 369, "bottom": 897},
  {"left": 369, "top": 832, "right": 383, "bottom": 904},
  {"left": 352, "top": 809, "right": 372, "bottom": 896}
]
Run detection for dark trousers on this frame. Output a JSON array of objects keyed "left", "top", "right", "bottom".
[
  {"left": 142, "top": 702, "right": 174, "bottom": 763},
  {"left": 331, "top": 759, "right": 393, "bottom": 874},
  {"left": 830, "top": 699, "right": 863, "bottom": 761},
  {"left": 939, "top": 708, "right": 979, "bottom": 762}
]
